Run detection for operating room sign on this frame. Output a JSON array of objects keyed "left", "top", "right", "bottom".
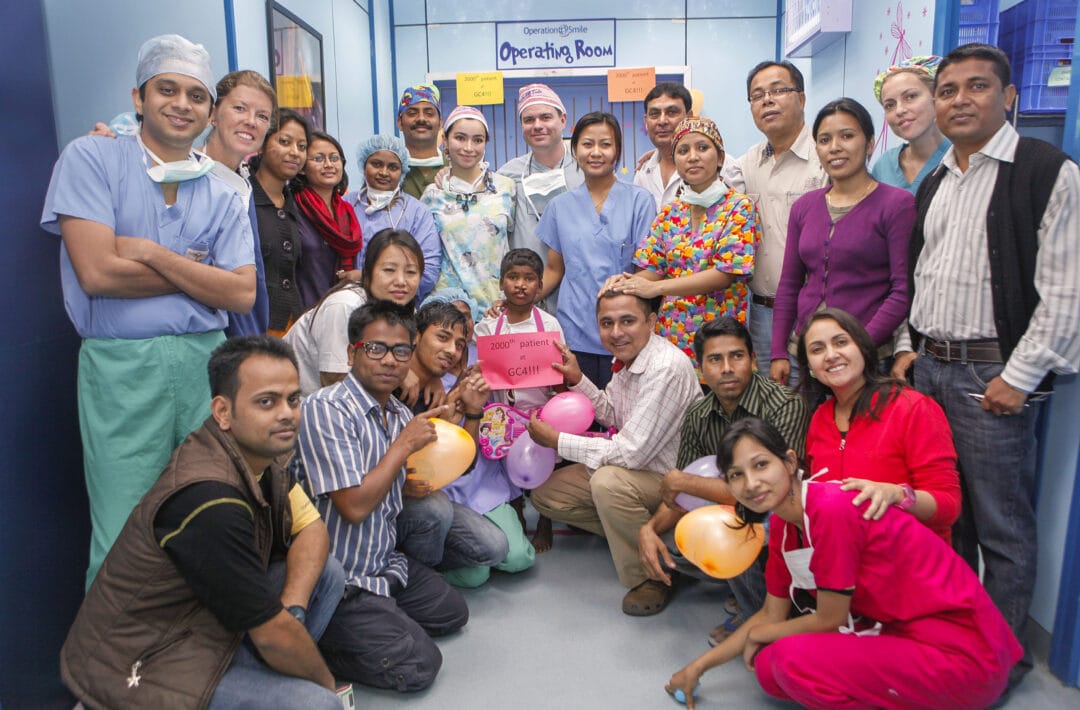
[{"left": 496, "top": 19, "right": 616, "bottom": 70}]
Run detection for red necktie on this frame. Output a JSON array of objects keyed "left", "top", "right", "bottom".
[{"left": 611, "top": 359, "right": 626, "bottom": 373}]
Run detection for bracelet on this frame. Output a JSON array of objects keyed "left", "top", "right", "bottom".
[{"left": 463, "top": 410, "right": 484, "bottom": 420}]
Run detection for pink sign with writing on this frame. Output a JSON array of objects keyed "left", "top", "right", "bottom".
[{"left": 477, "top": 332, "right": 563, "bottom": 390}]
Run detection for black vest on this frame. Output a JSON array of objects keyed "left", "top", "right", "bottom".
[{"left": 908, "top": 136, "right": 1073, "bottom": 392}]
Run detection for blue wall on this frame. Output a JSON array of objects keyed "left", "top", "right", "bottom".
[{"left": 1, "top": 2, "right": 86, "bottom": 706}]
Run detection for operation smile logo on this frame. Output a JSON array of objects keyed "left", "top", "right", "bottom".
[{"left": 499, "top": 21, "right": 614, "bottom": 67}]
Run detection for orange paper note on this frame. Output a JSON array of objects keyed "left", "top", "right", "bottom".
[{"left": 607, "top": 67, "right": 656, "bottom": 103}]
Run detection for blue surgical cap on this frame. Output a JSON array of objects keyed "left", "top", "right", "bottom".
[
  {"left": 421, "top": 288, "right": 482, "bottom": 323},
  {"left": 356, "top": 134, "right": 411, "bottom": 188}
]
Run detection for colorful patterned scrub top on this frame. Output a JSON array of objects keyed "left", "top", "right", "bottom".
[
  {"left": 633, "top": 188, "right": 760, "bottom": 361},
  {"left": 422, "top": 169, "right": 516, "bottom": 312}
]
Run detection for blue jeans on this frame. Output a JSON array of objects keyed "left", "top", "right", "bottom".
[
  {"left": 397, "top": 490, "right": 509, "bottom": 571},
  {"left": 208, "top": 556, "right": 346, "bottom": 709},
  {"left": 913, "top": 354, "right": 1041, "bottom": 642},
  {"left": 748, "top": 300, "right": 774, "bottom": 375}
]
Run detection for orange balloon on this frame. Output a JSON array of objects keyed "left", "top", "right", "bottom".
[
  {"left": 674, "top": 505, "right": 765, "bottom": 579},
  {"left": 405, "top": 418, "right": 477, "bottom": 489}
]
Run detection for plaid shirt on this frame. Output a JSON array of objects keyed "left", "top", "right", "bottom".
[{"left": 558, "top": 334, "right": 703, "bottom": 473}]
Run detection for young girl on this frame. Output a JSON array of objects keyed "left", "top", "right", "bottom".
[
  {"left": 422, "top": 106, "right": 515, "bottom": 312},
  {"left": 250, "top": 108, "right": 309, "bottom": 334},
  {"left": 293, "top": 131, "right": 363, "bottom": 309},
  {"left": 666, "top": 418, "right": 1020, "bottom": 709},
  {"left": 472, "top": 248, "right": 567, "bottom": 552}
]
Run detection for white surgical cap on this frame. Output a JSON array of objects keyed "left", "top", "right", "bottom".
[{"left": 135, "top": 34, "right": 216, "bottom": 100}]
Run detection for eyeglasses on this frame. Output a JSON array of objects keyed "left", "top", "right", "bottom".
[
  {"left": 353, "top": 340, "right": 414, "bottom": 362},
  {"left": 748, "top": 87, "right": 801, "bottom": 104},
  {"left": 309, "top": 154, "right": 342, "bottom": 164}
]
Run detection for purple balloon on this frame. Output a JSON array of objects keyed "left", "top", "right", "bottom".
[
  {"left": 674, "top": 455, "right": 722, "bottom": 511},
  {"left": 539, "top": 392, "right": 594, "bottom": 435},
  {"left": 506, "top": 431, "right": 557, "bottom": 489}
]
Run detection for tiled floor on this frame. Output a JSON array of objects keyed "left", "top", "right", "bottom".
[{"left": 354, "top": 522, "right": 1080, "bottom": 709}]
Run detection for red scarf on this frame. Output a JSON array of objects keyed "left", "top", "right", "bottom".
[{"left": 294, "top": 187, "right": 363, "bottom": 269}]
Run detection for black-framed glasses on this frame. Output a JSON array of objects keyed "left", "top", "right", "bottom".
[
  {"left": 309, "top": 154, "right": 342, "bottom": 164},
  {"left": 748, "top": 87, "right": 801, "bottom": 104},
  {"left": 353, "top": 340, "right": 413, "bottom": 362}
]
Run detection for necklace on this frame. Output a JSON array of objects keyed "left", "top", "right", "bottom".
[
  {"left": 590, "top": 183, "right": 613, "bottom": 214},
  {"left": 825, "top": 179, "right": 876, "bottom": 209}
]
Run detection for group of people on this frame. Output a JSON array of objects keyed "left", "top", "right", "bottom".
[{"left": 43, "top": 31, "right": 1079, "bottom": 709}]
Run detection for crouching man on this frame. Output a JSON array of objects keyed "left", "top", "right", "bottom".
[{"left": 60, "top": 335, "right": 345, "bottom": 709}]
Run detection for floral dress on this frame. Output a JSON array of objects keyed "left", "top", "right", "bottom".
[{"left": 633, "top": 187, "right": 760, "bottom": 360}]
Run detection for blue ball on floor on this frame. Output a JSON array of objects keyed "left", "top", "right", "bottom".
[{"left": 673, "top": 684, "right": 700, "bottom": 704}]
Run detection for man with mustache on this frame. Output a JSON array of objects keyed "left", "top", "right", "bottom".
[
  {"left": 892, "top": 43, "right": 1080, "bottom": 692},
  {"left": 60, "top": 336, "right": 344, "bottom": 709},
  {"left": 397, "top": 84, "right": 447, "bottom": 198},
  {"left": 636, "top": 317, "right": 807, "bottom": 638},
  {"left": 498, "top": 83, "right": 582, "bottom": 311},
  {"left": 634, "top": 82, "right": 691, "bottom": 211}
]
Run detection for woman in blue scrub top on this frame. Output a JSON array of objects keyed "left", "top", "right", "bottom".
[
  {"left": 871, "top": 56, "right": 950, "bottom": 194},
  {"left": 537, "top": 111, "right": 657, "bottom": 389},
  {"left": 250, "top": 108, "right": 309, "bottom": 334}
]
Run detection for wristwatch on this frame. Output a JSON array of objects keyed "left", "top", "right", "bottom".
[
  {"left": 895, "top": 484, "right": 916, "bottom": 511},
  {"left": 286, "top": 605, "right": 307, "bottom": 624}
]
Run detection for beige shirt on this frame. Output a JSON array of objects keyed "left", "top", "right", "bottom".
[{"left": 723, "top": 124, "right": 827, "bottom": 298}]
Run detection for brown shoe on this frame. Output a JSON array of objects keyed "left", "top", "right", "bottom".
[{"left": 622, "top": 580, "right": 672, "bottom": 616}]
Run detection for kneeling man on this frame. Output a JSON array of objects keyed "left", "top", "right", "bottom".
[
  {"left": 298, "top": 301, "right": 469, "bottom": 692},
  {"left": 61, "top": 336, "right": 345, "bottom": 709},
  {"left": 528, "top": 291, "right": 702, "bottom": 615}
]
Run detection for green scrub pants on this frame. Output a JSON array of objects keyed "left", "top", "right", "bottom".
[
  {"left": 78, "top": 331, "right": 224, "bottom": 588},
  {"left": 443, "top": 502, "right": 536, "bottom": 588}
]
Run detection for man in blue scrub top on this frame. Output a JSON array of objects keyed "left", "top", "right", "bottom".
[{"left": 41, "top": 34, "right": 257, "bottom": 588}]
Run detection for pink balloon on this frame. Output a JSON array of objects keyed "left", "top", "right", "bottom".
[
  {"left": 505, "top": 431, "right": 557, "bottom": 489},
  {"left": 539, "top": 392, "right": 594, "bottom": 435},
  {"left": 674, "top": 455, "right": 723, "bottom": 511}
]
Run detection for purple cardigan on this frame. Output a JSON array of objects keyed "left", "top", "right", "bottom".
[{"left": 770, "top": 183, "right": 915, "bottom": 361}]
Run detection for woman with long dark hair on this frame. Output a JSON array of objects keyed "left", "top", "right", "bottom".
[
  {"left": 770, "top": 98, "right": 914, "bottom": 386},
  {"left": 292, "top": 130, "right": 363, "bottom": 309},
  {"left": 796, "top": 307, "right": 961, "bottom": 542},
  {"left": 666, "top": 417, "right": 1020, "bottom": 709},
  {"left": 284, "top": 228, "right": 424, "bottom": 396}
]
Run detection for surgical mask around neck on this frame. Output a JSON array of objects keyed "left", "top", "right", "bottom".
[
  {"left": 681, "top": 177, "right": 727, "bottom": 208},
  {"left": 139, "top": 133, "right": 214, "bottom": 184},
  {"left": 364, "top": 185, "right": 398, "bottom": 214},
  {"left": 408, "top": 152, "right": 444, "bottom": 168}
]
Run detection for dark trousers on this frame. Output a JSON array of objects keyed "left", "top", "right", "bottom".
[{"left": 318, "top": 558, "right": 468, "bottom": 692}]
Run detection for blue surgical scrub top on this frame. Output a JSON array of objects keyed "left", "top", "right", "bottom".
[
  {"left": 41, "top": 135, "right": 254, "bottom": 339},
  {"left": 538, "top": 181, "right": 657, "bottom": 355},
  {"left": 870, "top": 139, "right": 951, "bottom": 195}
]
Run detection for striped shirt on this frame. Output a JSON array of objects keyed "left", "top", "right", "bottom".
[
  {"left": 558, "top": 334, "right": 703, "bottom": 473},
  {"left": 676, "top": 373, "right": 810, "bottom": 468},
  {"left": 898, "top": 122, "right": 1080, "bottom": 392},
  {"left": 298, "top": 374, "right": 410, "bottom": 596}
]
